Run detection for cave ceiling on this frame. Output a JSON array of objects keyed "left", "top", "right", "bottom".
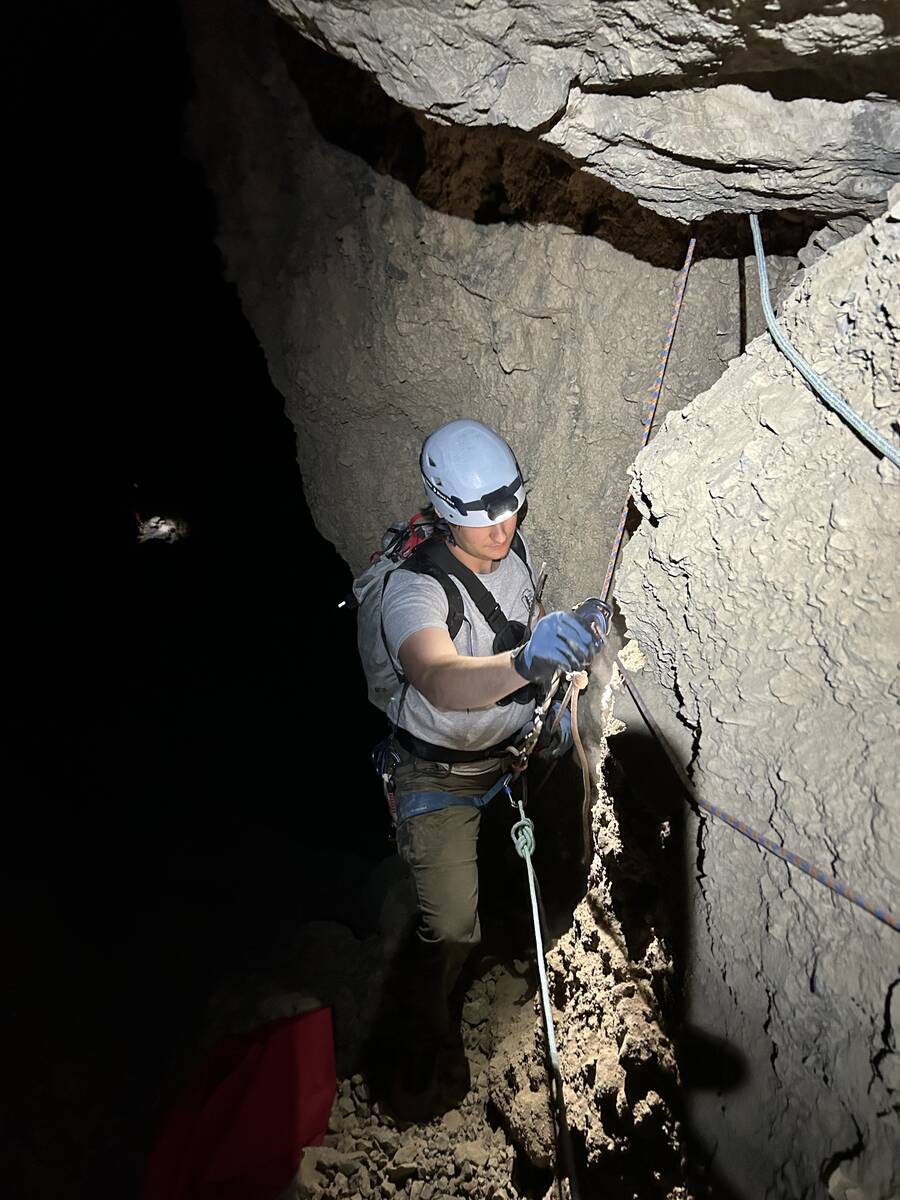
[{"left": 270, "top": 0, "right": 900, "bottom": 221}]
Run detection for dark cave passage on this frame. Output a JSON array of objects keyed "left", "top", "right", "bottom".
[
  {"left": 8, "top": 4, "right": 389, "bottom": 1196},
  {"left": 9, "top": 7, "right": 600, "bottom": 1195}
]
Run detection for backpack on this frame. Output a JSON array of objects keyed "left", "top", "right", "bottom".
[{"left": 351, "top": 511, "right": 531, "bottom": 713}]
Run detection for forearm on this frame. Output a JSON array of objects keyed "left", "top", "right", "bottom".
[{"left": 418, "top": 650, "right": 526, "bottom": 710}]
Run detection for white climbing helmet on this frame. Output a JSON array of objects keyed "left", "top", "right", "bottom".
[{"left": 420, "top": 419, "right": 526, "bottom": 527}]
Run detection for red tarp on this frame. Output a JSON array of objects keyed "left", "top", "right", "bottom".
[{"left": 141, "top": 1008, "right": 336, "bottom": 1200}]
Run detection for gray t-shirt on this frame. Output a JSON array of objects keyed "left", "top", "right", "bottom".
[{"left": 382, "top": 537, "right": 538, "bottom": 751}]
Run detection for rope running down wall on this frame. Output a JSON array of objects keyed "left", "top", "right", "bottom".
[{"left": 616, "top": 660, "right": 899, "bottom": 933}]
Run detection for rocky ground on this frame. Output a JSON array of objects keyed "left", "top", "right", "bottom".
[
  {"left": 278, "top": 945, "right": 688, "bottom": 1200},
  {"left": 292, "top": 967, "right": 528, "bottom": 1200}
]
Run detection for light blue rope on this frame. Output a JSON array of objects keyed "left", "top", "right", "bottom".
[
  {"left": 509, "top": 798, "right": 559, "bottom": 1069},
  {"left": 749, "top": 214, "right": 900, "bottom": 469},
  {"left": 507, "top": 782, "right": 582, "bottom": 1199}
]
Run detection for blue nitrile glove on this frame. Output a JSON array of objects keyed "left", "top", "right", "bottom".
[
  {"left": 538, "top": 701, "right": 573, "bottom": 759},
  {"left": 572, "top": 597, "right": 612, "bottom": 653},
  {"left": 512, "top": 611, "right": 597, "bottom": 687}
]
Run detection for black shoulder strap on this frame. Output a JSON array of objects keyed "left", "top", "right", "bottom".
[
  {"left": 398, "top": 534, "right": 532, "bottom": 642},
  {"left": 510, "top": 531, "right": 534, "bottom": 583},
  {"left": 398, "top": 545, "right": 466, "bottom": 640},
  {"left": 415, "top": 540, "right": 510, "bottom": 638}
]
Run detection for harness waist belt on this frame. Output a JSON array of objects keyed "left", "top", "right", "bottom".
[
  {"left": 395, "top": 773, "right": 512, "bottom": 827},
  {"left": 395, "top": 726, "right": 526, "bottom": 764}
]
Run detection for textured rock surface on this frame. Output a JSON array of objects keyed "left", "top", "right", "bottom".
[
  {"left": 273, "top": 0, "right": 900, "bottom": 110},
  {"left": 184, "top": 0, "right": 800, "bottom": 614},
  {"left": 488, "top": 679, "right": 687, "bottom": 1193},
  {"left": 272, "top": 0, "right": 900, "bottom": 220},
  {"left": 616, "top": 193, "right": 900, "bottom": 1197},
  {"left": 541, "top": 85, "right": 900, "bottom": 222}
]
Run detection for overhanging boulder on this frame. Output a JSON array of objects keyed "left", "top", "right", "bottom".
[{"left": 272, "top": 0, "right": 900, "bottom": 221}]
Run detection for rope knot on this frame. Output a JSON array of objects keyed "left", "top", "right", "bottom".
[
  {"left": 570, "top": 670, "right": 588, "bottom": 692},
  {"left": 511, "top": 816, "right": 535, "bottom": 859}
]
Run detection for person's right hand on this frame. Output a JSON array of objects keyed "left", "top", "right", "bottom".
[
  {"left": 512, "top": 611, "right": 597, "bottom": 687},
  {"left": 572, "top": 597, "right": 611, "bottom": 647}
]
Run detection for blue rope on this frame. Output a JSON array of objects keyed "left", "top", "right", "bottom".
[{"left": 749, "top": 214, "right": 900, "bottom": 469}]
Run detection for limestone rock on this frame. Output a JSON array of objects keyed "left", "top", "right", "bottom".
[
  {"left": 454, "top": 1140, "right": 490, "bottom": 1170},
  {"left": 271, "top": 0, "right": 900, "bottom": 115},
  {"left": 616, "top": 189, "right": 900, "bottom": 1198},
  {"left": 271, "top": 0, "right": 900, "bottom": 219},
  {"left": 461, "top": 995, "right": 490, "bottom": 1027},
  {"left": 542, "top": 85, "right": 900, "bottom": 222},
  {"left": 184, "top": 0, "right": 795, "bottom": 613}
]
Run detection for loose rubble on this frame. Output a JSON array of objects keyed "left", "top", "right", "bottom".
[{"left": 286, "top": 969, "right": 523, "bottom": 1200}]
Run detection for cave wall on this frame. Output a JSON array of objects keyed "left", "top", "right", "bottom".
[
  {"left": 616, "top": 195, "right": 900, "bottom": 1199},
  {"left": 183, "top": 0, "right": 799, "bottom": 614}
]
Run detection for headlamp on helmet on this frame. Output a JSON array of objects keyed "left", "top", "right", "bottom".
[{"left": 420, "top": 419, "right": 526, "bottom": 528}]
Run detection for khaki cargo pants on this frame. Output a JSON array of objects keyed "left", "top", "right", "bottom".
[{"left": 393, "top": 747, "right": 523, "bottom": 1051}]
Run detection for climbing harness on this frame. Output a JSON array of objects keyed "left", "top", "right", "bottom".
[
  {"left": 371, "top": 735, "right": 401, "bottom": 827},
  {"left": 508, "top": 779, "right": 582, "bottom": 1200},
  {"left": 616, "top": 659, "right": 899, "bottom": 933},
  {"left": 601, "top": 237, "right": 696, "bottom": 603},
  {"left": 405, "top": 668, "right": 573, "bottom": 838},
  {"left": 365, "top": 535, "right": 548, "bottom": 831},
  {"left": 749, "top": 213, "right": 900, "bottom": 470}
]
